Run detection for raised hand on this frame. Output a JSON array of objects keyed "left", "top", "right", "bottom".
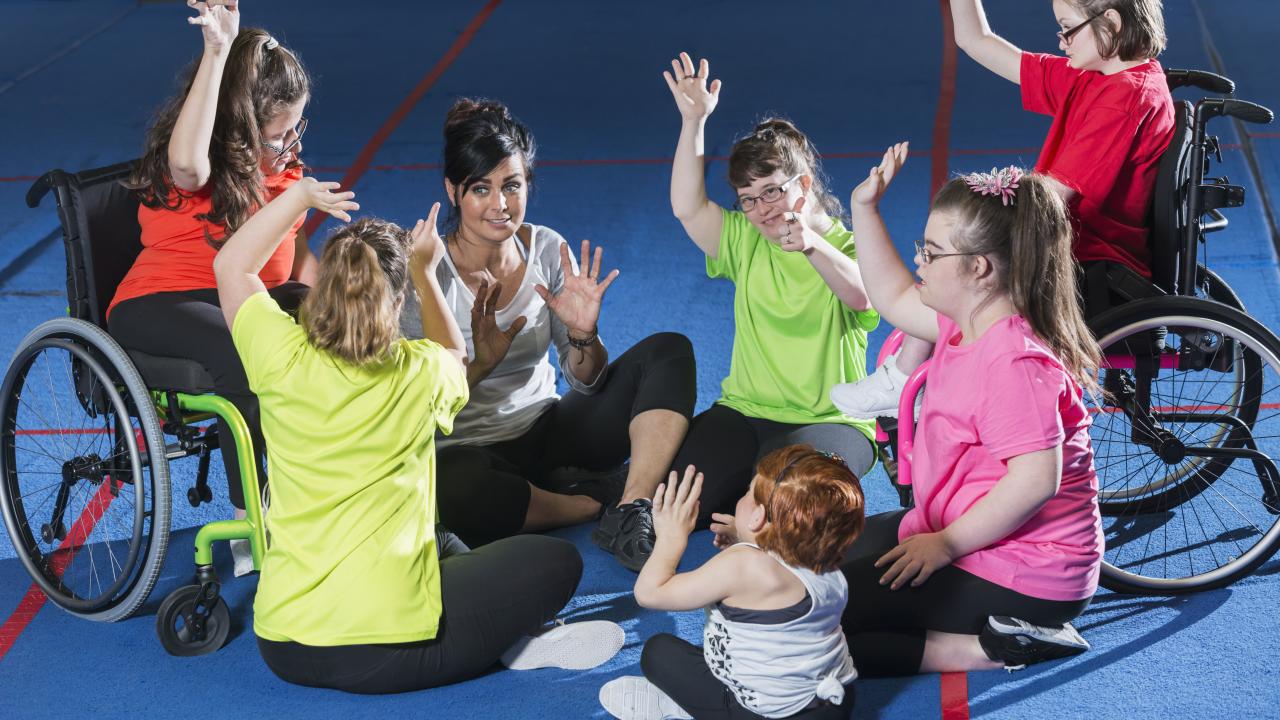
[
  {"left": 534, "top": 240, "right": 619, "bottom": 338},
  {"left": 290, "top": 177, "right": 358, "bottom": 221},
  {"left": 851, "top": 142, "right": 909, "bottom": 209},
  {"left": 469, "top": 279, "right": 527, "bottom": 374},
  {"left": 186, "top": 0, "right": 240, "bottom": 53},
  {"left": 652, "top": 465, "right": 703, "bottom": 542},
  {"left": 709, "top": 512, "right": 739, "bottom": 549},
  {"left": 410, "top": 202, "right": 446, "bottom": 272},
  {"left": 663, "top": 52, "right": 722, "bottom": 122}
]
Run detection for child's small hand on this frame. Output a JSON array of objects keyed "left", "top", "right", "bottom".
[
  {"left": 292, "top": 178, "right": 358, "bottom": 221},
  {"left": 410, "top": 202, "right": 446, "bottom": 271},
  {"left": 187, "top": 0, "right": 239, "bottom": 54},
  {"left": 652, "top": 464, "right": 703, "bottom": 542},
  {"left": 709, "top": 512, "right": 738, "bottom": 549},
  {"left": 851, "top": 142, "right": 909, "bottom": 209},
  {"left": 778, "top": 196, "right": 819, "bottom": 254}
]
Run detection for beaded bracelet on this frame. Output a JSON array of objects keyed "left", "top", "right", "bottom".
[{"left": 567, "top": 327, "right": 598, "bottom": 349}]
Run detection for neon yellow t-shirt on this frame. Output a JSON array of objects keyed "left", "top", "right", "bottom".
[
  {"left": 707, "top": 209, "right": 879, "bottom": 439},
  {"left": 232, "top": 292, "right": 468, "bottom": 646}
]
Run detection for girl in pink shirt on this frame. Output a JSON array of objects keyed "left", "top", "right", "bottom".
[{"left": 839, "top": 144, "right": 1103, "bottom": 676}]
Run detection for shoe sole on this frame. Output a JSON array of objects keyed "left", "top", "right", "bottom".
[
  {"left": 987, "top": 616, "right": 1090, "bottom": 652},
  {"left": 599, "top": 676, "right": 691, "bottom": 720},
  {"left": 501, "top": 620, "right": 625, "bottom": 671}
]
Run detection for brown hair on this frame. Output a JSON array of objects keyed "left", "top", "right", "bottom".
[
  {"left": 932, "top": 171, "right": 1101, "bottom": 394},
  {"left": 130, "top": 27, "right": 311, "bottom": 245},
  {"left": 727, "top": 118, "right": 843, "bottom": 220},
  {"left": 441, "top": 97, "right": 536, "bottom": 233},
  {"left": 752, "top": 445, "right": 865, "bottom": 573},
  {"left": 1069, "top": 0, "right": 1167, "bottom": 60},
  {"left": 299, "top": 218, "right": 411, "bottom": 366}
]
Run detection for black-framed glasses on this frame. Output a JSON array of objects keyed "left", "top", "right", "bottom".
[
  {"left": 1057, "top": 10, "right": 1105, "bottom": 44},
  {"left": 764, "top": 450, "right": 847, "bottom": 523},
  {"left": 262, "top": 117, "right": 307, "bottom": 157},
  {"left": 734, "top": 174, "right": 801, "bottom": 212},
  {"left": 914, "top": 239, "right": 983, "bottom": 265}
]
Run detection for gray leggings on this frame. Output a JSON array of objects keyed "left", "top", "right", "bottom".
[{"left": 670, "top": 403, "right": 877, "bottom": 527}]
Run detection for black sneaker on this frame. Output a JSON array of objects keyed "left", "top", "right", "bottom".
[
  {"left": 547, "top": 464, "right": 629, "bottom": 512},
  {"left": 591, "top": 500, "right": 655, "bottom": 572},
  {"left": 979, "top": 616, "right": 1090, "bottom": 672}
]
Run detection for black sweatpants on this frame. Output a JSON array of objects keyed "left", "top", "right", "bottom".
[
  {"left": 437, "top": 332, "right": 696, "bottom": 547},
  {"left": 641, "top": 634, "right": 856, "bottom": 719},
  {"left": 670, "top": 403, "right": 878, "bottom": 527},
  {"left": 840, "top": 510, "right": 1091, "bottom": 677},
  {"left": 257, "top": 534, "right": 583, "bottom": 694},
  {"left": 108, "top": 284, "right": 309, "bottom": 508}
]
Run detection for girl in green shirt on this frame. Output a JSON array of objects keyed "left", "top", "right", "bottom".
[{"left": 662, "top": 51, "right": 880, "bottom": 525}]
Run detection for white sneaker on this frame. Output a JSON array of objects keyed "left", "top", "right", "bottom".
[
  {"left": 599, "top": 676, "right": 692, "bottom": 720},
  {"left": 500, "top": 619, "right": 625, "bottom": 671},
  {"left": 831, "top": 352, "right": 918, "bottom": 420}
]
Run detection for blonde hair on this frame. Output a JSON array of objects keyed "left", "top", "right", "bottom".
[{"left": 299, "top": 218, "right": 411, "bottom": 366}]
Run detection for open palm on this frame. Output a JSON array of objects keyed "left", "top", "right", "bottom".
[
  {"left": 535, "top": 240, "right": 619, "bottom": 337},
  {"left": 187, "top": 0, "right": 240, "bottom": 52}
]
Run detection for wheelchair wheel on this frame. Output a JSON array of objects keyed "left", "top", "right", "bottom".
[
  {"left": 1087, "top": 297, "right": 1280, "bottom": 593},
  {"left": 155, "top": 583, "right": 230, "bottom": 657},
  {"left": 0, "top": 318, "right": 170, "bottom": 621}
]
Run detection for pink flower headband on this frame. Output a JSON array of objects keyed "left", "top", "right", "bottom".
[{"left": 961, "top": 166, "right": 1024, "bottom": 206}]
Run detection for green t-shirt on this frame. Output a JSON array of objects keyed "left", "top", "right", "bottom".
[
  {"left": 707, "top": 209, "right": 879, "bottom": 439},
  {"left": 232, "top": 292, "right": 468, "bottom": 646}
]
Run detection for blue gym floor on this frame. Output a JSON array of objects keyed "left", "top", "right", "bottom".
[{"left": 2, "top": 1, "right": 1280, "bottom": 718}]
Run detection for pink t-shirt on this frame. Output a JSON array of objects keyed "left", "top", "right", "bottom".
[{"left": 898, "top": 314, "right": 1103, "bottom": 601}]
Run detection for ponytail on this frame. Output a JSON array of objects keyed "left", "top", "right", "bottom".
[
  {"left": 933, "top": 171, "right": 1100, "bottom": 393},
  {"left": 299, "top": 218, "right": 411, "bottom": 366}
]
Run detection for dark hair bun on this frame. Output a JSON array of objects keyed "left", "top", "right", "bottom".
[{"left": 444, "top": 98, "right": 512, "bottom": 132}]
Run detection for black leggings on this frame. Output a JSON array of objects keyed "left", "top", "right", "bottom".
[
  {"left": 670, "top": 403, "right": 878, "bottom": 527},
  {"left": 257, "top": 534, "right": 582, "bottom": 694},
  {"left": 640, "top": 634, "right": 856, "bottom": 720},
  {"left": 108, "top": 284, "right": 309, "bottom": 508},
  {"left": 437, "top": 332, "right": 696, "bottom": 547},
  {"left": 840, "top": 510, "right": 1091, "bottom": 677}
]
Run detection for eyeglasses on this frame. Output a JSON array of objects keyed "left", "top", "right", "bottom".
[
  {"left": 914, "top": 239, "right": 983, "bottom": 265},
  {"left": 735, "top": 174, "right": 801, "bottom": 212},
  {"left": 1057, "top": 10, "right": 1105, "bottom": 45},
  {"left": 262, "top": 117, "right": 308, "bottom": 157},
  {"left": 764, "top": 450, "right": 846, "bottom": 523}
]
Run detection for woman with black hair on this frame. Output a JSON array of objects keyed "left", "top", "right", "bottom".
[{"left": 399, "top": 98, "right": 697, "bottom": 572}]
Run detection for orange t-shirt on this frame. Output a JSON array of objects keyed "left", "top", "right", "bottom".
[{"left": 108, "top": 166, "right": 307, "bottom": 317}]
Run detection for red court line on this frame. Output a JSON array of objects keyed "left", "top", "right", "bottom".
[
  {"left": 0, "top": 479, "right": 116, "bottom": 662},
  {"left": 301, "top": 0, "right": 502, "bottom": 240},
  {"left": 931, "top": 0, "right": 959, "bottom": 197},
  {"left": 940, "top": 672, "right": 971, "bottom": 720}
]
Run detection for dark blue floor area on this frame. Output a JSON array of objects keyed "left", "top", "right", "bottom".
[{"left": 3, "top": 1, "right": 1280, "bottom": 718}]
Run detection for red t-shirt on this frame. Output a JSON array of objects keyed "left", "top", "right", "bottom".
[
  {"left": 108, "top": 166, "right": 306, "bottom": 317},
  {"left": 1021, "top": 52, "right": 1174, "bottom": 277}
]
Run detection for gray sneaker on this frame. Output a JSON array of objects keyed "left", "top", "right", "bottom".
[
  {"left": 592, "top": 500, "right": 656, "bottom": 572},
  {"left": 979, "top": 615, "right": 1090, "bottom": 671}
]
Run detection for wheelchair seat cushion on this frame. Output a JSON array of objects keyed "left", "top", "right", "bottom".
[{"left": 126, "top": 349, "right": 217, "bottom": 394}]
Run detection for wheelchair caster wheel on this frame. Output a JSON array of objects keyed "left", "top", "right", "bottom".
[
  {"left": 40, "top": 521, "right": 67, "bottom": 544},
  {"left": 186, "top": 485, "right": 213, "bottom": 507},
  {"left": 156, "top": 583, "right": 230, "bottom": 656}
]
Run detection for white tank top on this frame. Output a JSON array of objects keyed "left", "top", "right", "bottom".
[{"left": 703, "top": 543, "right": 857, "bottom": 717}]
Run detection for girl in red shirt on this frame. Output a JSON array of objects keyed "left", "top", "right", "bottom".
[
  {"left": 107, "top": 0, "right": 315, "bottom": 568},
  {"left": 834, "top": 0, "right": 1174, "bottom": 420}
]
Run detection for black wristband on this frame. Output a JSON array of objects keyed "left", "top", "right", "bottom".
[{"left": 567, "top": 327, "right": 598, "bottom": 349}]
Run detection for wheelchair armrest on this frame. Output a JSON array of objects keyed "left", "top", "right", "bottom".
[
  {"left": 1165, "top": 68, "right": 1234, "bottom": 95},
  {"left": 26, "top": 170, "right": 67, "bottom": 209}
]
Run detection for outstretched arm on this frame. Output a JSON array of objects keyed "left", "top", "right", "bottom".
[
  {"left": 849, "top": 143, "right": 938, "bottom": 342},
  {"left": 664, "top": 52, "right": 725, "bottom": 257},
  {"left": 409, "top": 203, "right": 468, "bottom": 372},
  {"left": 213, "top": 178, "right": 357, "bottom": 328},
  {"left": 170, "top": 0, "right": 241, "bottom": 191},
  {"left": 951, "top": 0, "right": 1022, "bottom": 85}
]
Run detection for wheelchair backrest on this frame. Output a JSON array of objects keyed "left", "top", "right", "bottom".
[
  {"left": 1149, "top": 100, "right": 1194, "bottom": 294},
  {"left": 28, "top": 161, "right": 142, "bottom": 330}
]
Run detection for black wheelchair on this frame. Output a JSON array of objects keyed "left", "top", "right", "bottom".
[
  {"left": 878, "top": 68, "right": 1278, "bottom": 595},
  {"left": 0, "top": 161, "right": 267, "bottom": 655}
]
